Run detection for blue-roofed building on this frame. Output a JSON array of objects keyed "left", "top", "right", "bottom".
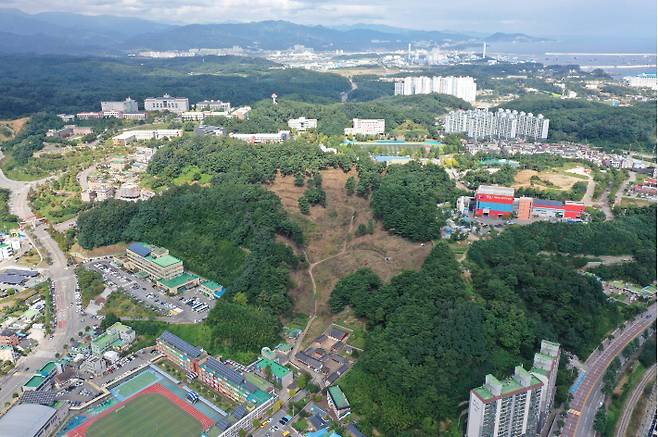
[
  {"left": 156, "top": 331, "right": 204, "bottom": 372},
  {"left": 127, "top": 242, "right": 151, "bottom": 257}
]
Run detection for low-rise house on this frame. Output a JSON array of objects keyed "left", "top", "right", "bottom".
[{"left": 327, "top": 385, "right": 351, "bottom": 420}]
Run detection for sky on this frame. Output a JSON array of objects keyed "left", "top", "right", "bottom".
[{"left": 4, "top": 0, "right": 657, "bottom": 39}]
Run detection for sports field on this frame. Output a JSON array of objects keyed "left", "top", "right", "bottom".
[
  {"left": 113, "top": 370, "right": 159, "bottom": 399},
  {"left": 68, "top": 384, "right": 213, "bottom": 437}
]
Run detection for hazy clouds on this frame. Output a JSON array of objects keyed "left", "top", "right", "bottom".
[{"left": 3, "top": 0, "right": 656, "bottom": 37}]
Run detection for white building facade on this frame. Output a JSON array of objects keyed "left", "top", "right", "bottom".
[
  {"left": 467, "top": 367, "right": 543, "bottom": 437},
  {"left": 344, "top": 118, "right": 385, "bottom": 136},
  {"left": 288, "top": 117, "right": 318, "bottom": 131},
  {"left": 394, "top": 76, "right": 477, "bottom": 103},
  {"left": 144, "top": 94, "right": 190, "bottom": 113}
]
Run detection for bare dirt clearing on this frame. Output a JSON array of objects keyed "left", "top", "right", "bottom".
[{"left": 267, "top": 168, "right": 432, "bottom": 342}]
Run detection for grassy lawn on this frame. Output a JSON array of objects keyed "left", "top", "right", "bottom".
[
  {"left": 172, "top": 166, "right": 213, "bottom": 186},
  {"left": 86, "top": 393, "right": 203, "bottom": 437},
  {"left": 102, "top": 290, "right": 158, "bottom": 320},
  {"left": 77, "top": 267, "right": 106, "bottom": 306}
]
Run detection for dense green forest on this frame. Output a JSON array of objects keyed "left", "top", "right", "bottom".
[
  {"left": 147, "top": 136, "right": 357, "bottom": 186},
  {"left": 371, "top": 162, "right": 457, "bottom": 241},
  {"left": 338, "top": 244, "right": 492, "bottom": 435},
  {"left": 502, "top": 96, "right": 657, "bottom": 151},
  {"left": 331, "top": 207, "right": 655, "bottom": 435},
  {"left": 0, "top": 55, "right": 350, "bottom": 118},
  {"left": 76, "top": 184, "right": 303, "bottom": 316},
  {"left": 203, "top": 93, "right": 469, "bottom": 136}
]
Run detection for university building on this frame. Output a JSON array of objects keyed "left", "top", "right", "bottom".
[{"left": 144, "top": 94, "right": 190, "bottom": 113}]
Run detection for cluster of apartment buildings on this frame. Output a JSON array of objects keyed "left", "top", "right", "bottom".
[
  {"left": 393, "top": 75, "right": 477, "bottom": 103},
  {"left": 125, "top": 242, "right": 225, "bottom": 298},
  {"left": 156, "top": 331, "right": 276, "bottom": 437},
  {"left": 467, "top": 340, "right": 560, "bottom": 437},
  {"left": 445, "top": 108, "right": 550, "bottom": 141},
  {"left": 458, "top": 185, "right": 585, "bottom": 221}
]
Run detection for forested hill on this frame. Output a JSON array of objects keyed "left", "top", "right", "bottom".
[
  {"left": 0, "top": 55, "right": 350, "bottom": 118},
  {"left": 330, "top": 206, "right": 654, "bottom": 436},
  {"left": 501, "top": 95, "right": 657, "bottom": 151},
  {"left": 77, "top": 184, "right": 304, "bottom": 316}
]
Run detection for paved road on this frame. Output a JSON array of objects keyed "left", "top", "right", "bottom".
[
  {"left": 0, "top": 160, "right": 81, "bottom": 409},
  {"left": 563, "top": 304, "right": 657, "bottom": 437},
  {"left": 615, "top": 362, "right": 657, "bottom": 437}
]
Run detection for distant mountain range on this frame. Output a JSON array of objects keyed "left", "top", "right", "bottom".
[{"left": 0, "top": 8, "right": 549, "bottom": 55}]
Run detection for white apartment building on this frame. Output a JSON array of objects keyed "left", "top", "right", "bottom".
[
  {"left": 530, "top": 340, "right": 560, "bottom": 428},
  {"left": 229, "top": 131, "right": 291, "bottom": 144},
  {"left": 467, "top": 340, "right": 560, "bottom": 437},
  {"left": 467, "top": 367, "right": 543, "bottom": 437},
  {"left": 144, "top": 94, "right": 189, "bottom": 113},
  {"left": 344, "top": 118, "right": 385, "bottom": 136},
  {"left": 101, "top": 97, "right": 139, "bottom": 113},
  {"left": 112, "top": 129, "right": 183, "bottom": 145},
  {"left": 288, "top": 117, "right": 318, "bottom": 131},
  {"left": 195, "top": 100, "right": 231, "bottom": 112},
  {"left": 394, "top": 76, "right": 477, "bottom": 103},
  {"left": 445, "top": 108, "right": 549, "bottom": 141}
]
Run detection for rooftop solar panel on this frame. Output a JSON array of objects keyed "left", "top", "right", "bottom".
[
  {"left": 128, "top": 242, "right": 151, "bottom": 257},
  {"left": 3, "top": 269, "right": 38, "bottom": 277},
  {"left": 204, "top": 357, "right": 244, "bottom": 385},
  {"left": 0, "top": 274, "right": 26, "bottom": 285},
  {"left": 159, "top": 331, "right": 202, "bottom": 358}
]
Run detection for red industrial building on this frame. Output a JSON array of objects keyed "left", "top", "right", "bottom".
[
  {"left": 468, "top": 185, "right": 586, "bottom": 221},
  {"left": 474, "top": 185, "right": 515, "bottom": 218}
]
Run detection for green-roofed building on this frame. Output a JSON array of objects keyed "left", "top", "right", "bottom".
[
  {"left": 200, "top": 280, "right": 225, "bottom": 299},
  {"left": 467, "top": 340, "right": 560, "bottom": 437},
  {"left": 327, "top": 385, "right": 350, "bottom": 420},
  {"left": 158, "top": 272, "right": 200, "bottom": 294},
  {"left": 126, "top": 242, "right": 184, "bottom": 280},
  {"left": 246, "top": 389, "right": 272, "bottom": 406},
  {"left": 255, "top": 358, "right": 293, "bottom": 388},
  {"left": 22, "top": 375, "right": 47, "bottom": 392},
  {"left": 37, "top": 361, "right": 57, "bottom": 378}
]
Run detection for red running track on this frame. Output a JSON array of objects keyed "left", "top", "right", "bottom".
[{"left": 67, "top": 383, "right": 214, "bottom": 437}]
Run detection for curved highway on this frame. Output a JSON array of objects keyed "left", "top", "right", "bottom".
[
  {"left": 0, "top": 159, "right": 81, "bottom": 410},
  {"left": 563, "top": 303, "right": 657, "bottom": 437}
]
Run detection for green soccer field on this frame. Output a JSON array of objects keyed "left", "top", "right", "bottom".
[{"left": 86, "top": 393, "right": 203, "bottom": 437}]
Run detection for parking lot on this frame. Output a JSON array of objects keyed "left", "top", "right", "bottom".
[
  {"left": 252, "top": 409, "right": 294, "bottom": 437},
  {"left": 84, "top": 260, "right": 216, "bottom": 323}
]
